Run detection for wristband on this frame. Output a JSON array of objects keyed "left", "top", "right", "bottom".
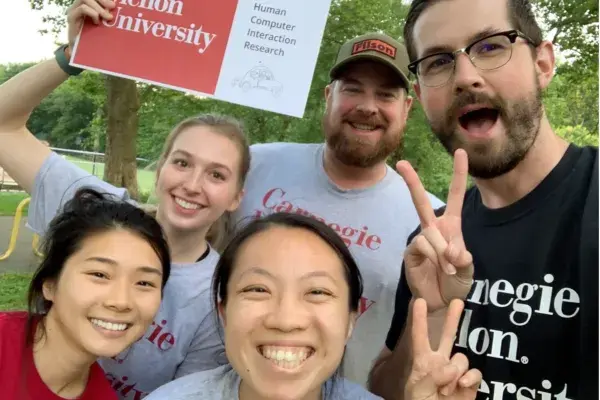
[{"left": 54, "top": 44, "right": 84, "bottom": 76}]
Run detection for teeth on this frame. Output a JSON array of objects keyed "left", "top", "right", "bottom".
[
  {"left": 91, "top": 318, "right": 128, "bottom": 332},
  {"left": 350, "top": 122, "right": 377, "bottom": 131},
  {"left": 174, "top": 197, "right": 201, "bottom": 210},
  {"left": 260, "top": 346, "right": 312, "bottom": 369}
]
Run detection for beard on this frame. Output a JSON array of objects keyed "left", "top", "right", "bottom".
[
  {"left": 429, "top": 78, "right": 543, "bottom": 179},
  {"left": 322, "top": 114, "right": 401, "bottom": 168}
]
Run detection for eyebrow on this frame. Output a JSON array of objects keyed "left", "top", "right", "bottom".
[
  {"left": 420, "top": 27, "right": 501, "bottom": 58},
  {"left": 85, "top": 257, "right": 163, "bottom": 276},
  {"left": 170, "top": 149, "right": 233, "bottom": 172},
  {"left": 239, "top": 267, "right": 337, "bottom": 283},
  {"left": 340, "top": 77, "right": 403, "bottom": 91}
]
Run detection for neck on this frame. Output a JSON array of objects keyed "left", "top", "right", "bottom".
[
  {"left": 239, "top": 380, "right": 321, "bottom": 400},
  {"left": 33, "top": 311, "right": 96, "bottom": 397},
  {"left": 323, "top": 145, "right": 387, "bottom": 190},
  {"left": 157, "top": 213, "right": 209, "bottom": 264},
  {"left": 473, "top": 116, "right": 569, "bottom": 209}
]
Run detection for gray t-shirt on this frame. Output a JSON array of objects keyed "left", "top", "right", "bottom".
[
  {"left": 145, "top": 364, "right": 383, "bottom": 399},
  {"left": 232, "top": 143, "right": 444, "bottom": 386},
  {"left": 27, "top": 152, "right": 227, "bottom": 398}
]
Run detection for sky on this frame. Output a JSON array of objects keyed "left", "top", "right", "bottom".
[{"left": 0, "top": 2, "right": 66, "bottom": 64}]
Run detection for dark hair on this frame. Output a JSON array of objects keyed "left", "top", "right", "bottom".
[
  {"left": 25, "top": 187, "right": 172, "bottom": 347},
  {"left": 403, "top": 0, "right": 543, "bottom": 62},
  {"left": 212, "top": 212, "right": 363, "bottom": 310},
  {"left": 211, "top": 212, "right": 364, "bottom": 396}
]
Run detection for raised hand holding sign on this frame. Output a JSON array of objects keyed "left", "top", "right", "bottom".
[
  {"left": 396, "top": 149, "right": 474, "bottom": 312},
  {"left": 405, "top": 299, "right": 481, "bottom": 400}
]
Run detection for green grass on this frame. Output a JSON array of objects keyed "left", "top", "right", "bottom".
[
  {"left": 65, "top": 156, "right": 156, "bottom": 193},
  {"left": 0, "top": 273, "right": 31, "bottom": 311},
  {"left": 0, "top": 192, "right": 29, "bottom": 216}
]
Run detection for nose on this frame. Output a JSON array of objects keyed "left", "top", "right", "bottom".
[
  {"left": 453, "top": 52, "right": 485, "bottom": 94},
  {"left": 264, "top": 293, "right": 310, "bottom": 332},
  {"left": 104, "top": 280, "right": 133, "bottom": 312},
  {"left": 182, "top": 169, "right": 204, "bottom": 194},
  {"left": 355, "top": 92, "right": 378, "bottom": 116}
]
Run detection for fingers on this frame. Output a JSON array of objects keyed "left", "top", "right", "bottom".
[
  {"left": 440, "top": 353, "right": 469, "bottom": 396},
  {"left": 396, "top": 160, "right": 437, "bottom": 228},
  {"left": 69, "top": 0, "right": 114, "bottom": 25},
  {"left": 445, "top": 148, "right": 469, "bottom": 218},
  {"left": 437, "top": 299, "right": 464, "bottom": 356},
  {"left": 459, "top": 368, "right": 482, "bottom": 389},
  {"left": 410, "top": 298, "right": 431, "bottom": 358},
  {"left": 421, "top": 227, "right": 455, "bottom": 275}
]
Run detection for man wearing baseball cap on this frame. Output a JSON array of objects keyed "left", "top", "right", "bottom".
[{"left": 231, "top": 32, "right": 444, "bottom": 386}]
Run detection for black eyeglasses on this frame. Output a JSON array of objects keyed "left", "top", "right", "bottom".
[{"left": 408, "top": 30, "right": 537, "bottom": 88}]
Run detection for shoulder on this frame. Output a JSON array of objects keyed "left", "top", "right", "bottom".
[
  {"left": 145, "top": 365, "right": 235, "bottom": 399},
  {"left": 250, "top": 142, "right": 320, "bottom": 165},
  {"left": 384, "top": 166, "right": 445, "bottom": 208},
  {"left": 0, "top": 311, "right": 28, "bottom": 333}
]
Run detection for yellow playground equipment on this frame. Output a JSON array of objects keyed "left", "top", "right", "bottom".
[{"left": 0, "top": 197, "right": 43, "bottom": 261}]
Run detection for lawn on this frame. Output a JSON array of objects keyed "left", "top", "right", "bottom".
[
  {"left": 0, "top": 272, "right": 31, "bottom": 311},
  {"left": 0, "top": 192, "right": 29, "bottom": 216}
]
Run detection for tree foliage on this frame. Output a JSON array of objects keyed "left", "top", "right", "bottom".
[{"left": 12, "top": 0, "right": 597, "bottom": 200}]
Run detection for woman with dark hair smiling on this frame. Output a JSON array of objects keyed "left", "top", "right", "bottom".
[
  {"left": 0, "top": 188, "right": 171, "bottom": 399},
  {"left": 146, "top": 212, "right": 481, "bottom": 400}
]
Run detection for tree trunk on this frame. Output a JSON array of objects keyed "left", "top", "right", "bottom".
[{"left": 104, "top": 76, "right": 140, "bottom": 200}]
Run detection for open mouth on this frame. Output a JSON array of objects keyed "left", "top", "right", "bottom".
[
  {"left": 458, "top": 107, "right": 499, "bottom": 136},
  {"left": 89, "top": 318, "right": 131, "bottom": 333},
  {"left": 257, "top": 345, "right": 315, "bottom": 370},
  {"left": 173, "top": 196, "right": 204, "bottom": 211},
  {"left": 347, "top": 121, "right": 380, "bottom": 132}
]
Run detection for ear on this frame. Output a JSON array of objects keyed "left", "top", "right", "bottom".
[
  {"left": 42, "top": 280, "right": 56, "bottom": 303},
  {"left": 413, "top": 82, "right": 422, "bottom": 102},
  {"left": 346, "top": 312, "right": 357, "bottom": 342},
  {"left": 227, "top": 188, "right": 245, "bottom": 212},
  {"left": 218, "top": 301, "right": 227, "bottom": 326},
  {"left": 534, "top": 40, "right": 555, "bottom": 90}
]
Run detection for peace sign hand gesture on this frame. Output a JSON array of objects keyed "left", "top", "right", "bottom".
[
  {"left": 396, "top": 149, "right": 474, "bottom": 312},
  {"left": 405, "top": 299, "right": 481, "bottom": 400}
]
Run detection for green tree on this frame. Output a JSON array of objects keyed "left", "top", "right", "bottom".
[{"left": 30, "top": 0, "right": 141, "bottom": 199}]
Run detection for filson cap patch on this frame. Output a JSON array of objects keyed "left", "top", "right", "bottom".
[
  {"left": 351, "top": 39, "right": 397, "bottom": 59},
  {"left": 329, "top": 32, "right": 410, "bottom": 89}
]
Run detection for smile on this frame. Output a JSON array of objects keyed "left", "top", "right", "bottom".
[
  {"left": 89, "top": 318, "right": 130, "bottom": 332},
  {"left": 348, "top": 122, "right": 379, "bottom": 131},
  {"left": 173, "top": 196, "right": 203, "bottom": 210},
  {"left": 258, "top": 345, "right": 315, "bottom": 370}
]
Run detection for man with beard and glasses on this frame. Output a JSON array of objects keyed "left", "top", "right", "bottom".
[
  {"left": 231, "top": 32, "right": 444, "bottom": 388},
  {"left": 368, "top": 0, "right": 598, "bottom": 399}
]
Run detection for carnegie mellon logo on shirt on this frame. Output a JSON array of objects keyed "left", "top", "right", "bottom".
[{"left": 456, "top": 273, "right": 579, "bottom": 399}]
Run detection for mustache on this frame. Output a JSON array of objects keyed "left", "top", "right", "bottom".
[{"left": 446, "top": 91, "right": 505, "bottom": 122}]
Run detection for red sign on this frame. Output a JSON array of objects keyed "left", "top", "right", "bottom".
[{"left": 72, "top": 0, "right": 238, "bottom": 95}]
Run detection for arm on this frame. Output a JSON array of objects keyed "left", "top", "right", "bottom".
[{"left": 0, "top": 58, "right": 69, "bottom": 193}]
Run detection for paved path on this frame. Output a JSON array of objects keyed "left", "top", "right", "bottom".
[{"left": 0, "top": 216, "right": 40, "bottom": 274}]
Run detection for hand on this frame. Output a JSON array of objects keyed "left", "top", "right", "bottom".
[
  {"left": 396, "top": 149, "right": 473, "bottom": 312},
  {"left": 405, "top": 298, "right": 481, "bottom": 400},
  {"left": 67, "top": 0, "right": 115, "bottom": 49}
]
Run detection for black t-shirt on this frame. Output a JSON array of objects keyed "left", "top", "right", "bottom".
[{"left": 385, "top": 144, "right": 598, "bottom": 399}]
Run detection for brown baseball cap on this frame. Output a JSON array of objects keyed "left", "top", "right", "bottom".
[{"left": 329, "top": 32, "right": 411, "bottom": 89}]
